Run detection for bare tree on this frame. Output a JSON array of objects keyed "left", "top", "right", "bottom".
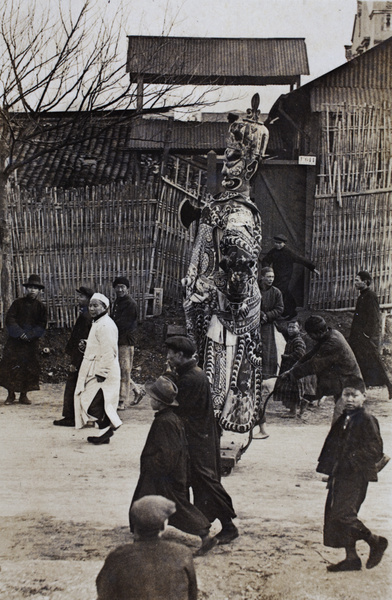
[{"left": 0, "top": 0, "right": 221, "bottom": 312}]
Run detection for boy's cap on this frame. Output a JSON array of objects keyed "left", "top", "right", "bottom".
[
  {"left": 145, "top": 375, "right": 179, "bottom": 407},
  {"left": 342, "top": 375, "right": 366, "bottom": 394},
  {"left": 130, "top": 496, "right": 176, "bottom": 530},
  {"left": 76, "top": 286, "right": 94, "bottom": 298},
  {"left": 165, "top": 336, "right": 196, "bottom": 357}
]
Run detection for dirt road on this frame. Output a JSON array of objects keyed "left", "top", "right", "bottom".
[{"left": 1, "top": 384, "right": 391, "bottom": 599}]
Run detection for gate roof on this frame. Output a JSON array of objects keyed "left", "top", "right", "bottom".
[{"left": 126, "top": 36, "right": 309, "bottom": 86}]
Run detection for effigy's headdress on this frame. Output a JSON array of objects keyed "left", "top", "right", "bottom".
[{"left": 226, "top": 94, "right": 269, "bottom": 164}]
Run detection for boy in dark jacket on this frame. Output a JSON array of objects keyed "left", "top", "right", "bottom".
[{"left": 317, "top": 376, "right": 388, "bottom": 571}]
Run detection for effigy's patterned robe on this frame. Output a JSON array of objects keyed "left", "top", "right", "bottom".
[{"left": 183, "top": 191, "right": 263, "bottom": 433}]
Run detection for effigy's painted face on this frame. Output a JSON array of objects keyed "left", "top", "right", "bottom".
[
  {"left": 221, "top": 146, "right": 247, "bottom": 191},
  {"left": 221, "top": 146, "right": 258, "bottom": 193}
]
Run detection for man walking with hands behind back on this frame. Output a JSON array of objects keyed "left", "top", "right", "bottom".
[{"left": 111, "top": 276, "right": 144, "bottom": 410}]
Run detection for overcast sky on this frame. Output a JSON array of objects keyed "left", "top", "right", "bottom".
[
  {"left": 62, "top": 0, "right": 359, "bottom": 114},
  {"left": 120, "top": 0, "right": 358, "bottom": 113}
]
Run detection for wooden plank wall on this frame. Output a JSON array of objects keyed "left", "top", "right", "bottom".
[
  {"left": 309, "top": 103, "right": 392, "bottom": 310},
  {"left": 6, "top": 178, "right": 197, "bottom": 327}
]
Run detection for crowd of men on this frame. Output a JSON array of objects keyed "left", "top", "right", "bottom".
[{"left": 0, "top": 260, "right": 390, "bottom": 598}]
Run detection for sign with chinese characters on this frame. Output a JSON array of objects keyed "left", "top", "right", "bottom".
[{"left": 298, "top": 155, "right": 316, "bottom": 166}]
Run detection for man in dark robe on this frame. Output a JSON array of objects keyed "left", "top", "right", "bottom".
[
  {"left": 130, "top": 374, "right": 217, "bottom": 556},
  {"left": 165, "top": 336, "right": 238, "bottom": 545},
  {"left": 258, "top": 267, "right": 284, "bottom": 379},
  {"left": 1, "top": 274, "right": 47, "bottom": 405},
  {"left": 261, "top": 234, "right": 319, "bottom": 319},
  {"left": 98, "top": 495, "right": 198, "bottom": 600},
  {"left": 53, "top": 286, "right": 94, "bottom": 426},
  {"left": 348, "top": 270, "right": 392, "bottom": 398}
]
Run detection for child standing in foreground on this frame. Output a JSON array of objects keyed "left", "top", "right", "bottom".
[{"left": 316, "top": 376, "right": 388, "bottom": 572}]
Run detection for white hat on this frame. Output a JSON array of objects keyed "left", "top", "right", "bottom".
[{"left": 90, "top": 292, "right": 110, "bottom": 309}]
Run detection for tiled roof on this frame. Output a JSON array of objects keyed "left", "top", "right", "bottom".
[
  {"left": 5, "top": 114, "right": 230, "bottom": 189},
  {"left": 127, "top": 37, "right": 309, "bottom": 85}
]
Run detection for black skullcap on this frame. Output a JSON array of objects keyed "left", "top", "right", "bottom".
[
  {"left": 304, "top": 315, "right": 328, "bottom": 335},
  {"left": 113, "top": 276, "right": 130, "bottom": 288},
  {"left": 273, "top": 233, "right": 288, "bottom": 243}
]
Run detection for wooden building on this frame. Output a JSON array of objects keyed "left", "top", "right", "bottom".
[{"left": 262, "top": 36, "right": 392, "bottom": 310}]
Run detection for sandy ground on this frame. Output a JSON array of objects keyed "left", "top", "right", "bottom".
[{"left": 0, "top": 384, "right": 391, "bottom": 600}]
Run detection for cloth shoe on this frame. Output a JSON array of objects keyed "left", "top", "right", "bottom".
[
  {"left": 117, "top": 402, "right": 125, "bottom": 411},
  {"left": 87, "top": 428, "right": 113, "bottom": 445},
  {"left": 19, "top": 394, "right": 31, "bottom": 405},
  {"left": 366, "top": 536, "right": 388, "bottom": 569},
  {"left": 4, "top": 393, "right": 15, "bottom": 405},
  {"left": 194, "top": 535, "right": 218, "bottom": 557},
  {"left": 216, "top": 524, "right": 239, "bottom": 545},
  {"left": 53, "top": 418, "right": 75, "bottom": 427},
  {"left": 130, "top": 388, "right": 146, "bottom": 406},
  {"left": 327, "top": 558, "right": 361, "bottom": 572}
]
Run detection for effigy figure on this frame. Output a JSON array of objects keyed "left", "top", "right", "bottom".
[{"left": 180, "top": 95, "right": 269, "bottom": 433}]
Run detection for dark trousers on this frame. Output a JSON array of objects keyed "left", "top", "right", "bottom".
[
  {"left": 189, "top": 460, "right": 236, "bottom": 524},
  {"left": 324, "top": 474, "right": 371, "bottom": 548},
  {"left": 62, "top": 371, "right": 78, "bottom": 420},
  {"left": 88, "top": 389, "right": 111, "bottom": 429}
]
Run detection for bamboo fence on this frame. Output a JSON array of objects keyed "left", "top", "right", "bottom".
[
  {"left": 309, "top": 102, "right": 392, "bottom": 310},
  {"left": 5, "top": 172, "right": 200, "bottom": 328}
]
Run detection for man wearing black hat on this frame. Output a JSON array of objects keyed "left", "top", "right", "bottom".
[
  {"left": 261, "top": 234, "right": 319, "bottom": 319},
  {"left": 98, "top": 495, "right": 198, "bottom": 600},
  {"left": 1, "top": 274, "right": 47, "bottom": 405},
  {"left": 165, "top": 336, "right": 239, "bottom": 545},
  {"left": 111, "top": 276, "right": 143, "bottom": 410},
  {"left": 53, "top": 286, "right": 94, "bottom": 426}
]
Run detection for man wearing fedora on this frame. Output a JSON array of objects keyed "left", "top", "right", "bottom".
[
  {"left": 1, "top": 274, "right": 47, "bottom": 405},
  {"left": 111, "top": 276, "right": 144, "bottom": 410},
  {"left": 53, "top": 286, "right": 94, "bottom": 427},
  {"left": 130, "top": 375, "right": 218, "bottom": 557},
  {"left": 261, "top": 234, "right": 320, "bottom": 319}
]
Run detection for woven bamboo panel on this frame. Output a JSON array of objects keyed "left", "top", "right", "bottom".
[
  {"left": 309, "top": 191, "right": 392, "bottom": 309},
  {"left": 316, "top": 102, "right": 392, "bottom": 200},
  {"left": 309, "top": 103, "right": 392, "bottom": 310},
  {"left": 7, "top": 178, "right": 197, "bottom": 327}
]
